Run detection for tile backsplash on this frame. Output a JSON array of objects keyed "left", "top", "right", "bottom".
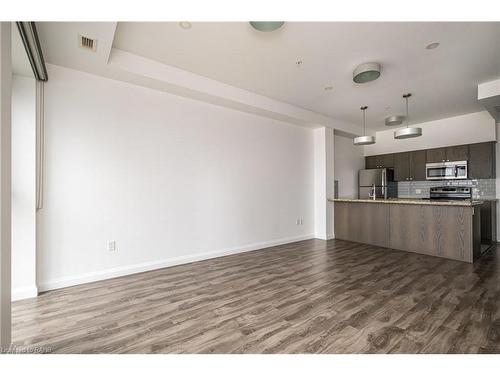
[{"left": 397, "top": 179, "right": 496, "bottom": 200}]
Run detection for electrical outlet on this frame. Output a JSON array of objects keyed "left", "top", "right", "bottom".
[{"left": 108, "top": 240, "right": 116, "bottom": 251}]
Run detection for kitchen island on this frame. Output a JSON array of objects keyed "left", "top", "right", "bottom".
[{"left": 330, "top": 198, "right": 483, "bottom": 263}]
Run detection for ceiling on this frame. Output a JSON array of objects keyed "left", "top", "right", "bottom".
[{"left": 112, "top": 22, "right": 500, "bottom": 130}]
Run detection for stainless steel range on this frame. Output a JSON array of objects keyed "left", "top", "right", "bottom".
[{"left": 429, "top": 186, "right": 472, "bottom": 200}]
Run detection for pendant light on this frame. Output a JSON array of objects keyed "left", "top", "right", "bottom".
[
  {"left": 394, "top": 93, "right": 422, "bottom": 139},
  {"left": 385, "top": 115, "right": 405, "bottom": 126},
  {"left": 353, "top": 62, "right": 381, "bottom": 84},
  {"left": 353, "top": 106, "right": 376, "bottom": 145}
]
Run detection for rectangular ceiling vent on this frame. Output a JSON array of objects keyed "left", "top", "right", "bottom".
[{"left": 78, "top": 35, "right": 97, "bottom": 52}]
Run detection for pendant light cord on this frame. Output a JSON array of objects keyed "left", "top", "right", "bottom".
[
  {"left": 406, "top": 96, "right": 409, "bottom": 128},
  {"left": 361, "top": 105, "right": 368, "bottom": 136},
  {"left": 363, "top": 109, "right": 366, "bottom": 135},
  {"left": 403, "top": 93, "right": 411, "bottom": 128}
]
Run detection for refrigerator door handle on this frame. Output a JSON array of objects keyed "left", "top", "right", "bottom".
[{"left": 381, "top": 168, "right": 386, "bottom": 198}]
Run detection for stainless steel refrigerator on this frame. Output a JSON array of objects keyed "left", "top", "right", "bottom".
[{"left": 358, "top": 168, "right": 395, "bottom": 199}]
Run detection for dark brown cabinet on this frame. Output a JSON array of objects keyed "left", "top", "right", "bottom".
[
  {"left": 365, "top": 155, "right": 377, "bottom": 169},
  {"left": 426, "top": 148, "right": 447, "bottom": 163},
  {"left": 366, "top": 141, "right": 495, "bottom": 181},
  {"left": 394, "top": 152, "right": 410, "bottom": 181},
  {"left": 393, "top": 150, "right": 426, "bottom": 181},
  {"left": 411, "top": 150, "right": 427, "bottom": 181},
  {"left": 447, "top": 145, "right": 469, "bottom": 162},
  {"left": 365, "top": 154, "right": 394, "bottom": 169},
  {"left": 469, "top": 142, "right": 496, "bottom": 179},
  {"left": 426, "top": 145, "right": 468, "bottom": 163}
]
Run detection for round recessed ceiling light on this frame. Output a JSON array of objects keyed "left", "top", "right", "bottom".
[
  {"left": 353, "top": 62, "right": 381, "bottom": 84},
  {"left": 249, "top": 22, "right": 285, "bottom": 32},
  {"left": 324, "top": 86, "right": 334, "bottom": 91},
  {"left": 179, "top": 21, "right": 192, "bottom": 29},
  {"left": 426, "top": 42, "right": 440, "bottom": 50}
]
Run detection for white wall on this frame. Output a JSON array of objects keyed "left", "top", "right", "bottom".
[
  {"left": 0, "top": 21, "right": 12, "bottom": 348},
  {"left": 38, "top": 64, "right": 315, "bottom": 291},
  {"left": 364, "top": 111, "right": 495, "bottom": 156},
  {"left": 11, "top": 75, "right": 37, "bottom": 300},
  {"left": 334, "top": 135, "right": 364, "bottom": 198},
  {"left": 313, "top": 127, "right": 334, "bottom": 240}
]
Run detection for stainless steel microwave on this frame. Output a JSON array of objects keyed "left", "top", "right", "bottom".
[{"left": 425, "top": 161, "right": 468, "bottom": 180}]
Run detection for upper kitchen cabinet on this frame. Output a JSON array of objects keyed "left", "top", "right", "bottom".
[
  {"left": 365, "top": 154, "right": 394, "bottom": 169},
  {"left": 446, "top": 145, "right": 469, "bottom": 162},
  {"left": 469, "top": 142, "right": 496, "bottom": 179},
  {"left": 426, "top": 145, "right": 468, "bottom": 163},
  {"left": 393, "top": 152, "right": 410, "bottom": 181},
  {"left": 394, "top": 150, "right": 426, "bottom": 181},
  {"left": 410, "top": 150, "right": 427, "bottom": 181},
  {"left": 365, "top": 155, "right": 378, "bottom": 169},
  {"left": 426, "top": 148, "right": 447, "bottom": 163}
]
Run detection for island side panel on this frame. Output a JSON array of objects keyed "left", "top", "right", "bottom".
[
  {"left": 389, "top": 205, "right": 473, "bottom": 263},
  {"left": 359, "top": 202, "right": 390, "bottom": 248},
  {"left": 389, "top": 204, "right": 431, "bottom": 256},
  {"left": 334, "top": 202, "right": 389, "bottom": 248},
  {"left": 334, "top": 201, "right": 361, "bottom": 242}
]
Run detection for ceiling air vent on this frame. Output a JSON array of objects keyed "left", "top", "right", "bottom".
[{"left": 78, "top": 35, "right": 97, "bottom": 51}]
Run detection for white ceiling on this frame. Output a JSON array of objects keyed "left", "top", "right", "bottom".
[{"left": 112, "top": 22, "right": 500, "bottom": 130}]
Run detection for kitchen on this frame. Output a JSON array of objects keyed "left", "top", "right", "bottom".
[{"left": 332, "top": 110, "right": 498, "bottom": 263}]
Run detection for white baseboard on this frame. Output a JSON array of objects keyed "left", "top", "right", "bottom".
[
  {"left": 12, "top": 285, "right": 38, "bottom": 301},
  {"left": 38, "top": 234, "right": 314, "bottom": 293},
  {"left": 314, "top": 234, "right": 335, "bottom": 240}
]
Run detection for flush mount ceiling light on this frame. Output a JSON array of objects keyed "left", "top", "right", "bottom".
[
  {"left": 353, "top": 62, "right": 381, "bottom": 84},
  {"left": 385, "top": 115, "right": 405, "bottom": 126},
  {"left": 426, "top": 42, "right": 440, "bottom": 50},
  {"left": 249, "top": 22, "right": 285, "bottom": 32},
  {"left": 394, "top": 93, "right": 422, "bottom": 139},
  {"left": 179, "top": 21, "right": 192, "bottom": 29},
  {"left": 353, "top": 106, "right": 376, "bottom": 146}
]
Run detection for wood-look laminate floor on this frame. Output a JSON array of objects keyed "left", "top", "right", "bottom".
[{"left": 11, "top": 239, "right": 500, "bottom": 354}]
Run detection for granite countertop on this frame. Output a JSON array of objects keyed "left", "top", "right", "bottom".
[{"left": 329, "top": 198, "right": 484, "bottom": 207}]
